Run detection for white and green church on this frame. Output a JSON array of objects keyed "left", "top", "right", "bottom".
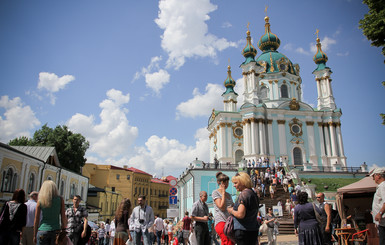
[{"left": 208, "top": 15, "right": 346, "bottom": 172}]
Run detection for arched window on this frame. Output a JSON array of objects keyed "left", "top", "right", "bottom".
[
  {"left": 293, "top": 147, "right": 303, "bottom": 165},
  {"left": 28, "top": 173, "right": 35, "bottom": 194},
  {"left": 260, "top": 86, "right": 268, "bottom": 99},
  {"left": 281, "top": 84, "right": 289, "bottom": 98},
  {"left": 60, "top": 180, "right": 65, "bottom": 196},
  {"left": 235, "top": 150, "right": 244, "bottom": 164},
  {"left": 2, "top": 168, "right": 13, "bottom": 192},
  {"left": 70, "top": 183, "right": 76, "bottom": 198}
]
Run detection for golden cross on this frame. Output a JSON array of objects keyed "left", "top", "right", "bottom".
[
  {"left": 315, "top": 29, "right": 319, "bottom": 38},
  {"left": 264, "top": 5, "right": 268, "bottom": 16},
  {"left": 247, "top": 22, "right": 250, "bottom": 31}
]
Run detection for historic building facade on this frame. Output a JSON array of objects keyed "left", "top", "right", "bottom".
[
  {"left": 0, "top": 143, "right": 89, "bottom": 207},
  {"left": 208, "top": 15, "right": 347, "bottom": 171}
]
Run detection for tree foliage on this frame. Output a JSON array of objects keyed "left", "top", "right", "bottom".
[
  {"left": 359, "top": 0, "right": 385, "bottom": 60},
  {"left": 9, "top": 124, "right": 90, "bottom": 173}
]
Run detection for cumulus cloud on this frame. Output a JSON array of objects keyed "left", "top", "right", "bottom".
[
  {"left": 155, "top": 0, "right": 237, "bottom": 69},
  {"left": 0, "top": 96, "right": 40, "bottom": 142},
  {"left": 296, "top": 47, "right": 311, "bottom": 55},
  {"left": 38, "top": 72, "right": 75, "bottom": 105},
  {"left": 310, "top": 36, "right": 337, "bottom": 54},
  {"left": 67, "top": 89, "right": 138, "bottom": 158},
  {"left": 222, "top": 21, "right": 232, "bottom": 28},
  {"left": 134, "top": 56, "right": 170, "bottom": 94},
  {"left": 176, "top": 83, "right": 223, "bottom": 119}
]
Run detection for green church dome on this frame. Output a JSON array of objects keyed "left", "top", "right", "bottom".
[
  {"left": 313, "top": 37, "right": 329, "bottom": 71},
  {"left": 223, "top": 65, "right": 238, "bottom": 95},
  {"left": 257, "top": 16, "right": 281, "bottom": 52},
  {"left": 256, "top": 50, "right": 297, "bottom": 75},
  {"left": 242, "top": 30, "right": 257, "bottom": 65}
]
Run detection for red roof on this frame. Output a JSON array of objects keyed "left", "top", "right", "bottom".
[
  {"left": 165, "top": 175, "right": 177, "bottom": 181},
  {"left": 126, "top": 167, "right": 152, "bottom": 176},
  {"left": 151, "top": 178, "right": 169, "bottom": 185}
]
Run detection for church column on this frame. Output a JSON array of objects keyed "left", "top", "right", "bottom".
[
  {"left": 328, "top": 122, "right": 338, "bottom": 156},
  {"left": 269, "top": 81, "right": 274, "bottom": 99},
  {"left": 317, "top": 122, "right": 326, "bottom": 157},
  {"left": 258, "top": 119, "right": 266, "bottom": 155},
  {"left": 316, "top": 79, "right": 321, "bottom": 102},
  {"left": 323, "top": 123, "right": 332, "bottom": 156},
  {"left": 242, "top": 119, "right": 250, "bottom": 156},
  {"left": 250, "top": 119, "right": 256, "bottom": 155},
  {"left": 306, "top": 122, "right": 316, "bottom": 157},
  {"left": 254, "top": 120, "right": 260, "bottom": 155},
  {"left": 267, "top": 120, "right": 274, "bottom": 156},
  {"left": 335, "top": 122, "right": 345, "bottom": 157},
  {"left": 277, "top": 120, "right": 287, "bottom": 155},
  {"left": 220, "top": 123, "right": 227, "bottom": 158}
]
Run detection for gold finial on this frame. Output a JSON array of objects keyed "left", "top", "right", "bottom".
[
  {"left": 315, "top": 29, "right": 320, "bottom": 42},
  {"left": 264, "top": 5, "right": 268, "bottom": 16},
  {"left": 228, "top": 58, "right": 231, "bottom": 70},
  {"left": 247, "top": 22, "right": 250, "bottom": 31}
]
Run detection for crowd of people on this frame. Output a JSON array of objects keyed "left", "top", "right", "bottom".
[{"left": 1, "top": 166, "right": 385, "bottom": 245}]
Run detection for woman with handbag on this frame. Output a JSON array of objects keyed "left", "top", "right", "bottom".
[
  {"left": 265, "top": 207, "right": 278, "bottom": 245},
  {"left": 293, "top": 191, "right": 323, "bottom": 245},
  {"left": 33, "top": 180, "right": 67, "bottom": 245},
  {"left": 0, "top": 189, "right": 27, "bottom": 245},
  {"left": 212, "top": 172, "right": 234, "bottom": 245},
  {"left": 227, "top": 172, "right": 259, "bottom": 245}
]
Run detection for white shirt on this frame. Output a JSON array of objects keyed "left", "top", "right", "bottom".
[
  {"left": 110, "top": 220, "right": 115, "bottom": 237},
  {"left": 25, "top": 199, "right": 37, "bottom": 227},
  {"left": 372, "top": 181, "right": 385, "bottom": 226},
  {"left": 154, "top": 217, "right": 164, "bottom": 231},
  {"left": 129, "top": 205, "right": 155, "bottom": 232}
]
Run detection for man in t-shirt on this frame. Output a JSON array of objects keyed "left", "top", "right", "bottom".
[
  {"left": 153, "top": 215, "right": 163, "bottom": 245},
  {"left": 181, "top": 211, "right": 191, "bottom": 245},
  {"left": 191, "top": 191, "right": 210, "bottom": 245}
]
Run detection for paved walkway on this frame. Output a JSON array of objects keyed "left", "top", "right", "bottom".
[{"left": 259, "top": 234, "right": 298, "bottom": 245}]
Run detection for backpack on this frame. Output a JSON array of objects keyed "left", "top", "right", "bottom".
[{"left": 223, "top": 215, "right": 235, "bottom": 242}]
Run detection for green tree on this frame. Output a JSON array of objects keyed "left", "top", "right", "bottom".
[
  {"left": 9, "top": 124, "right": 90, "bottom": 173},
  {"left": 359, "top": 0, "right": 385, "bottom": 60}
]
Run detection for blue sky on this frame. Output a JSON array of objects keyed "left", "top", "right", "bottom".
[{"left": 0, "top": 0, "right": 384, "bottom": 177}]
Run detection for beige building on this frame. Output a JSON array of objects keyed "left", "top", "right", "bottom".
[
  {"left": 83, "top": 163, "right": 170, "bottom": 218},
  {"left": 0, "top": 143, "right": 89, "bottom": 208}
]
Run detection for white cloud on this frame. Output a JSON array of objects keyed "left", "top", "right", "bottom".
[
  {"left": 310, "top": 36, "right": 337, "bottom": 54},
  {"left": 155, "top": 0, "right": 237, "bottom": 69},
  {"left": 222, "top": 21, "right": 232, "bottom": 28},
  {"left": 145, "top": 69, "right": 170, "bottom": 95},
  {"left": 337, "top": 51, "right": 349, "bottom": 57},
  {"left": 38, "top": 72, "right": 75, "bottom": 105},
  {"left": 176, "top": 83, "right": 223, "bottom": 119},
  {"left": 67, "top": 89, "right": 138, "bottom": 158},
  {"left": 296, "top": 47, "right": 311, "bottom": 55},
  {"left": 134, "top": 56, "right": 170, "bottom": 94},
  {"left": 0, "top": 96, "right": 40, "bottom": 142},
  {"left": 283, "top": 43, "right": 293, "bottom": 51}
]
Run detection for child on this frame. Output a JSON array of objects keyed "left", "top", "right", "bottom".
[{"left": 55, "top": 230, "right": 74, "bottom": 245}]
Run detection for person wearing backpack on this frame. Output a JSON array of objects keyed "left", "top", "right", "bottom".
[{"left": 227, "top": 172, "right": 259, "bottom": 245}]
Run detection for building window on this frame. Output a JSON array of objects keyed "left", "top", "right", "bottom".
[
  {"left": 127, "top": 175, "right": 130, "bottom": 180},
  {"left": 28, "top": 173, "right": 35, "bottom": 194},
  {"left": 112, "top": 187, "right": 115, "bottom": 192},
  {"left": 116, "top": 174, "right": 120, "bottom": 180},
  {"left": 281, "top": 84, "right": 288, "bottom": 98},
  {"left": 260, "top": 86, "right": 268, "bottom": 99},
  {"left": 2, "top": 168, "right": 13, "bottom": 192},
  {"left": 293, "top": 147, "right": 303, "bottom": 165},
  {"left": 70, "top": 183, "right": 76, "bottom": 198},
  {"left": 60, "top": 180, "right": 65, "bottom": 196}
]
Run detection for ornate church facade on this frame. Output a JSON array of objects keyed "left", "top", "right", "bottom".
[{"left": 208, "top": 16, "right": 347, "bottom": 171}]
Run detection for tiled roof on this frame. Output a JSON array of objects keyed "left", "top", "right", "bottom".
[
  {"left": 11, "top": 145, "right": 60, "bottom": 166},
  {"left": 151, "top": 178, "right": 169, "bottom": 185},
  {"left": 126, "top": 167, "right": 152, "bottom": 176},
  {"left": 110, "top": 165, "right": 132, "bottom": 171}
]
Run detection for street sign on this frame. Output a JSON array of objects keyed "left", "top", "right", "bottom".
[
  {"left": 167, "top": 208, "right": 179, "bottom": 218},
  {"left": 169, "top": 179, "right": 177, "bottom": 187},
  {"left": 169, "top": 196, "right": 177, "bottom": 205},
  {"left": 169, "top": 187, "right": 177, "bottom": 196}
]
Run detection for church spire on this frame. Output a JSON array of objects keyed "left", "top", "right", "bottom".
[
  {"left": 313, "top": 29, "right": 329, "bottom": 71},
  {"left": 222, "top": 63, "right": 238, "bottom": 112},
  {"left": 242, "top": 23, "right": 257, "bottom": 64}
]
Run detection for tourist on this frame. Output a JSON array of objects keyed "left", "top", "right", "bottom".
[
  {"left": 105, "top": 219, "right": 111, "bottom": 245},
  {"left": 22, "top": 191, "right": 39, "bottom": 245},
  {"left": 191, "top": 191, "right": 210, "bottom": 245},
  {"left": 212, "top": 172, "right": 234, "bottom": 245},
  {"left": 181, "top": 211, "right": 192, "bottom": 245},
  {"left": 0, "top": 189, "right": 27, "bottom": 245},
  {"left": 285, "top": 199, "right": 292, "bottom": 218},
  {"left": 114, "top": 198, "right": 132, "bottom": 245},
  {"left": 66, "top": 195, "right": 88, "bottom": 245},
  {"left": 371, "top": 167, "right": 385, "bottom": 244},
  {"left": 227, "top": 172, "right": 259, "bottom": 245},
  {"left": 33, "top": 180, "right": 67, "bottom": 245},
  {"left": 109, "top": 219, "right": 115, "bottom": 245},
  {"left": 130, "top": 195, "right": 155, "bottom": 245},
  {"left": 154, "top": 215, "right": 164, "bottom": 245},
  {"left": 316, "top": 193, "right": 332, "bottom": 244},
  {"left": 167, "top": 220, "right": 173, "bottom": 244},
  {"left": 265, "top": 207, "right": 278, "bottom": 245},
  {"left": 294, "top": 192, "right": 323, "bottom": 244},
  {"left": 97, "top": 222, "right": 106, "bottom": 245}
]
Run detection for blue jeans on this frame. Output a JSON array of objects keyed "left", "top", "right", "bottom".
[
  {"left": 133, "top": 230, "right": 150, "bottom": 245},
  {"left": 156, "top": 230, "right": 162, "bottom": 245},
  {"left": 36, "top": 230, "right": 57, "bottom": 245}
]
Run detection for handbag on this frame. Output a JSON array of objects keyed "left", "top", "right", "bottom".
[
  {"left": 0, "top": 202, "right": 9, "bottom": 227},
  {"left": 312, "top": 203, "right": 326, "bottom": 224},
  {"left": 223, "top": 215, "right": 235, "bottom": 242},
  {"left": 259, "top": 222, "right": 268, "bottom": 234}
]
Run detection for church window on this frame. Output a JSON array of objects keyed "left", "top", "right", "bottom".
[
  {"left": 293, "top": 147, "right": 303, "bottom": 165},
  {"left": 28, "top": 173, "right": 35, "bottom": 194},
  {"left": 70, "top": 183, "right": 76, "bottom": 198},
  {"left": 281, "top": 84, "right": 288, "bottom": 98},
  {"left": 260, "top": 86, "right": 268, "bottom": 99}
]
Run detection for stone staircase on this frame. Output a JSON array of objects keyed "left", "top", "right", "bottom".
[{"left": 260, "top": 184, "right": 294, "bottom": 235}]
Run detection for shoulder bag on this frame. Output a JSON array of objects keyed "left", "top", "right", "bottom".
[{"left": 223, "top": 215, "right": 236, "bottom": 242}]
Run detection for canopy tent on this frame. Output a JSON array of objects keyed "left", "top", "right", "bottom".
[{"left": 336, "top": 176, "right": 377, "bottom": 227}]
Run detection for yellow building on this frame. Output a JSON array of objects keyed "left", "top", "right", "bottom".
[
  {"left": 0, "top": 143, "right": 88, "bottom": 208},
  {"left": 87, "top": 186, "right": 123, "bottom": 222},
  {"left": 83, "top": 164, "right": 171, "bottom": 218}
]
